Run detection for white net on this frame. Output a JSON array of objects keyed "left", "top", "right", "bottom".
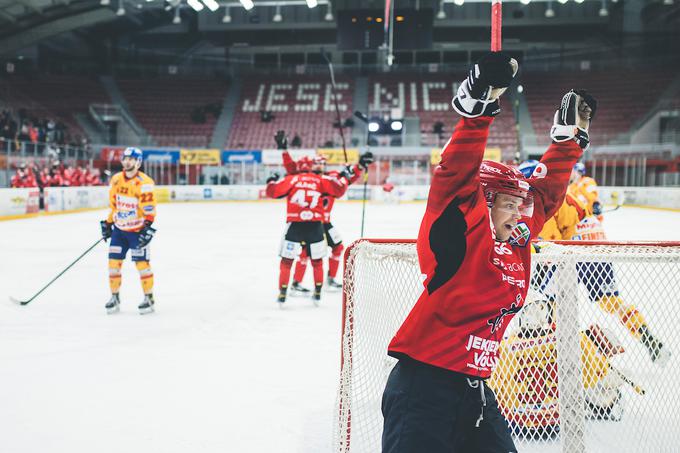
[{"left": 335, "top": 239, "right": 680, "bottom": 453}]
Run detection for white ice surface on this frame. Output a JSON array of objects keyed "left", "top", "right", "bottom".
[{"left": 0, "top": 202, "right": 678, "bottom": 453}]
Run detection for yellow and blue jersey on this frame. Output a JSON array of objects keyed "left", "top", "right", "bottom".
[{"left": 107, "top": 171, "right": 156, "bottom": 232}]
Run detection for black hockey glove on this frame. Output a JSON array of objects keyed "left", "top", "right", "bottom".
[
  {"left": 137, "top": 221, "right": 156, "bottom": 248},
  {"left": 592, "top": 201, "right": 602, "bottom": 216},
  {"left": 274, "top": 130, "right": 288, "bottom": 150},
  {"left": 339, "top": 165, "right": 355, "bottom": 182},
  {"left": 359, "top": 151, "right": 374, "bottom": 170},
  {"left": 266, "top": 172, "right": 280, "bottom": 184},
  {"left": 100, "top": 220, "right": 112, "bottom": 241},
  {"left": 550, "top": 89, "right": 597, "bottom": 150},
  {"left": 452, "top": 51, "right": 519, "bottom": 118}
]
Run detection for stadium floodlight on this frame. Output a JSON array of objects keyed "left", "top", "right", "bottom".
[
  {"left": 574, "top": 0, "right": 584, "bottom": 3},
  {"left": 545, "top": 6, "right": 555, "bottom": 17},
  {"left": 116, "top": 0, "right": 125, "bottom": 15},
  {"left": 324, "top": 3, "right": 333, "bottom": 21},
  {"left": 436, "top": 1, "right": 446, "bottom": 19},
  {"left": 100, "top": 0, "right": 110, "bottom": 6},
  {"left": 368, "top": 121, "right": 380, "bottom": 133},
  {"left": 663, "top": 0, "right": 673, "bottom": 5},
  {"left": 187, "top": 0, "right": 204, "bottom": 11},
  {"left": 306, "top": 0, "right": 318, "bottom": 8},
  {"left": 201, "top": 0, "right": 220, "bottom": 12},
  {"left": 517, "top": 84, "right": 524, "bottom": 94},
  {"left": 172, "top": 6, "right": 181, "bottom": 23},
  {"left": 520, "top": 0, "right": 531, "bottom": 5},
  {"left": 273, "top": 5, "right": 282, "bottom": 22},
  {"left": 558, "top": 0, "right": 568, "bottom": 4},
  {"left": 222, "top": 6, "right": 232, "bottom": 22},
  {"left": 240, "top": 0, "right": 254, "bottom": 11},
  {"left": 454, "top": 0, "right": 464, "bottom": 7},
  {"left": 390, "top": 120, "right": 403, "bottom": 132}
]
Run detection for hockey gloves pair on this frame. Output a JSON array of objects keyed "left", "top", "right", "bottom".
[
  {"left": 452, "top": 52, "right": 519, "bottom": 118},
  {"left": 551, "top": 89, "right": 597, "bottom": 150}
]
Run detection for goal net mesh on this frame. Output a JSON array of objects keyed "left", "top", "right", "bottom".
[{"left": 335, "top": 240, "right": 680, "bottom": 453}]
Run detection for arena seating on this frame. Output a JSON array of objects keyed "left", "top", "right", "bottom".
[
  {"left": 522, "top": 69, "right": 677, "bottom": 145},
  {"left": 367, "top": 74, "right": 518, "bottom": 159},
  {"left": 0, "top": 75, "right": 110, "bottom": 140},
  {"left": 227, "top": 77, "right": 354, "bottom": 149},
  {"left": 116, "top": 77, "right": 228, "bottom": 147}
]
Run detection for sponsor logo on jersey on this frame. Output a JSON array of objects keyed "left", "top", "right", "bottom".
[
  {"left": 299, "top": 210, "right": 314, "bottom": 221},
  {"left": 492, "top": 258, "right": 525, "bottom": 272},
  {"left": 143, "top": 205, "right": 155, "bottom": 213},
  {"left": 109, "top": 246, "right": 122, "bottom": 254},
  {"left": 465, "top": 335, "right": 500, "bottom": 372},
  {"left": 487, "top": 298, "right": 523, "bottom": 334},
  {"left": 508, "top": 222, "right": 531, "bottom": 247}
]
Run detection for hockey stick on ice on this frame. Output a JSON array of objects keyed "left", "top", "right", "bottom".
[
  {"left": 608, "top": 364, "right": 646, "bottom": 396},
  {"left": 354, "top": 111, "right": 371, "bottom": 237},
  {"left": 321, "top": 49, "right": 349, "bottom": 164},
  {"left": 10, "top": 237, "right": 105, "bottom": 306}
]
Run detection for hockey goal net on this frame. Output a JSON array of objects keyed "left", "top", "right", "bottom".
[{"left": 335, "top": 239, "right": 680, "bottom": 453}]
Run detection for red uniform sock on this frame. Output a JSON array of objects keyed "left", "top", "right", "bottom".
[
  {"left": 279, "top": 258, "right": 293, "bottom": 289},
  {"left": 293, "top": 248, "right": 309, "bottom": 283},
  {"left": 328, "top": 244, "right": 344, "bottom": 278},
  {"left": 311, "top": 259, "right": 324, "bottom": 286}
]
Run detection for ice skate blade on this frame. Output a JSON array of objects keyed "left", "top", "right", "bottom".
[
  {"left": 138, "top": 306, "right": 154, "bottom": 315},
  {"left": 106, "top": 306, "right": 120, "bottom": 315}
]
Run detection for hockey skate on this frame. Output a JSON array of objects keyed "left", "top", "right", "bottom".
[
  {"left": 325, "top": 276, "right": 342, "bottom": 292},
  {"left": 277, "top": 285, "right": 287, "bottom": 306},
  {"left": 312, "top": 283, "right": 322, "bottom": 307},
  {"left": 290, "top": 281, "right": 310, "bottom": 297},
  {"left": 105, "top": 294, "right": 120, "bottom": 314},
  {"left": 640, "top": 326, "right": 671, "bottom": 366},
  {"left": 138, "top": 294, "right": 155, "bottom": 315}
]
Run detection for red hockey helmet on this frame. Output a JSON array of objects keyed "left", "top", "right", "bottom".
[
  {"left": 479, "top": 160, "right": 534, "bottom": 216},
  {"left": 297, "top": 156, "right": 313, "bottom": 172},
  {"left": 312, "top": 155, "right": 327, "bottom": 173}
]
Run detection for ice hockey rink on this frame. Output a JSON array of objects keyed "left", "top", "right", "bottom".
[{"left": 1, "top": 201, "right": 678, "bottom": 453}]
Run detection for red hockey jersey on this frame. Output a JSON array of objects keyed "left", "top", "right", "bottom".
[
  {"left": 387, "top": 116, "right": 582, "bottom": 379},
  {"left": 266, "top": 172, "right": 348, "bottom": 222}
]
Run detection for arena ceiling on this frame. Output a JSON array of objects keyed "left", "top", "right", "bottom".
[{"left": 0, "top": 0, "right": 677, "bottom": 55}]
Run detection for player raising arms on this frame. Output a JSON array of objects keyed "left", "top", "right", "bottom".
[
  {"left": 292, "top": 152, "right": 374, "bottom": 292},
  {"left": 100, "top": 147, "right": 157, "bottom": 315},
  {"left": 265, "top": 149, "right": 350, "bottom": 306},
  {"left": 381, "top": 52, "right": 595, "bottom": 453}
]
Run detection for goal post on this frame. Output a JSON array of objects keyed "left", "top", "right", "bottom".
[{"left": 335, "top": 239, "right": 680, "bottom": 453}]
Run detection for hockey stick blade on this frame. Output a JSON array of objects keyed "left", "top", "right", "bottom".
[{"left": 10, "top": 296, "right": 30, "bottom": 306}]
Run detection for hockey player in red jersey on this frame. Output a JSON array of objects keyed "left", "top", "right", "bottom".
[
  {"left": 265, "top": 151, "right": 350, "bottom": 305},
  {"left": 291, "top": 152, "right": 374, "bottom": 293},
  {"left": 381, "top": 52, "right": 596, "bottom": 453}
]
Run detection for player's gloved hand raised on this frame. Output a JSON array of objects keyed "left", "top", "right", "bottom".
[
  {"left": 550, "top": 89, "right": 597, "bottom": 150},
  {"left": 274, "top": 130, "right": 287, "bottom": 150},
  {"left": 339, "top": 165, "right": 356, "bottom": 181},
  {"left": 100, "top": 220, "right": 112, "bottom": 241},
  {"left": 266, "top": 172, "right": 280, "bottom": 184},
  {"left": 452, "top": 52, "right": 519, "bottom": 118},
  {"left": 359, "top": 151, "right": 374, "bottom": 170},
  {"left": 137, "top": 221, "right": 156, "bottom": 248}
]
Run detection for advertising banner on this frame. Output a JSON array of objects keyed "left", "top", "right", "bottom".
[
  {"left": 179, "top": 149, "right": 221, "bottom": 165},
  {"left": 261, "top": 149, "right": 316, "bottom": 165},
  {"left": 143, "top": 149, "right": 180, "bottom": 164},
  {"left": 221, "top": 150, "right": 263, "bottom": 164},
  {"left": 317, "top": 148, "right": 359, "bottom": 164}
]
